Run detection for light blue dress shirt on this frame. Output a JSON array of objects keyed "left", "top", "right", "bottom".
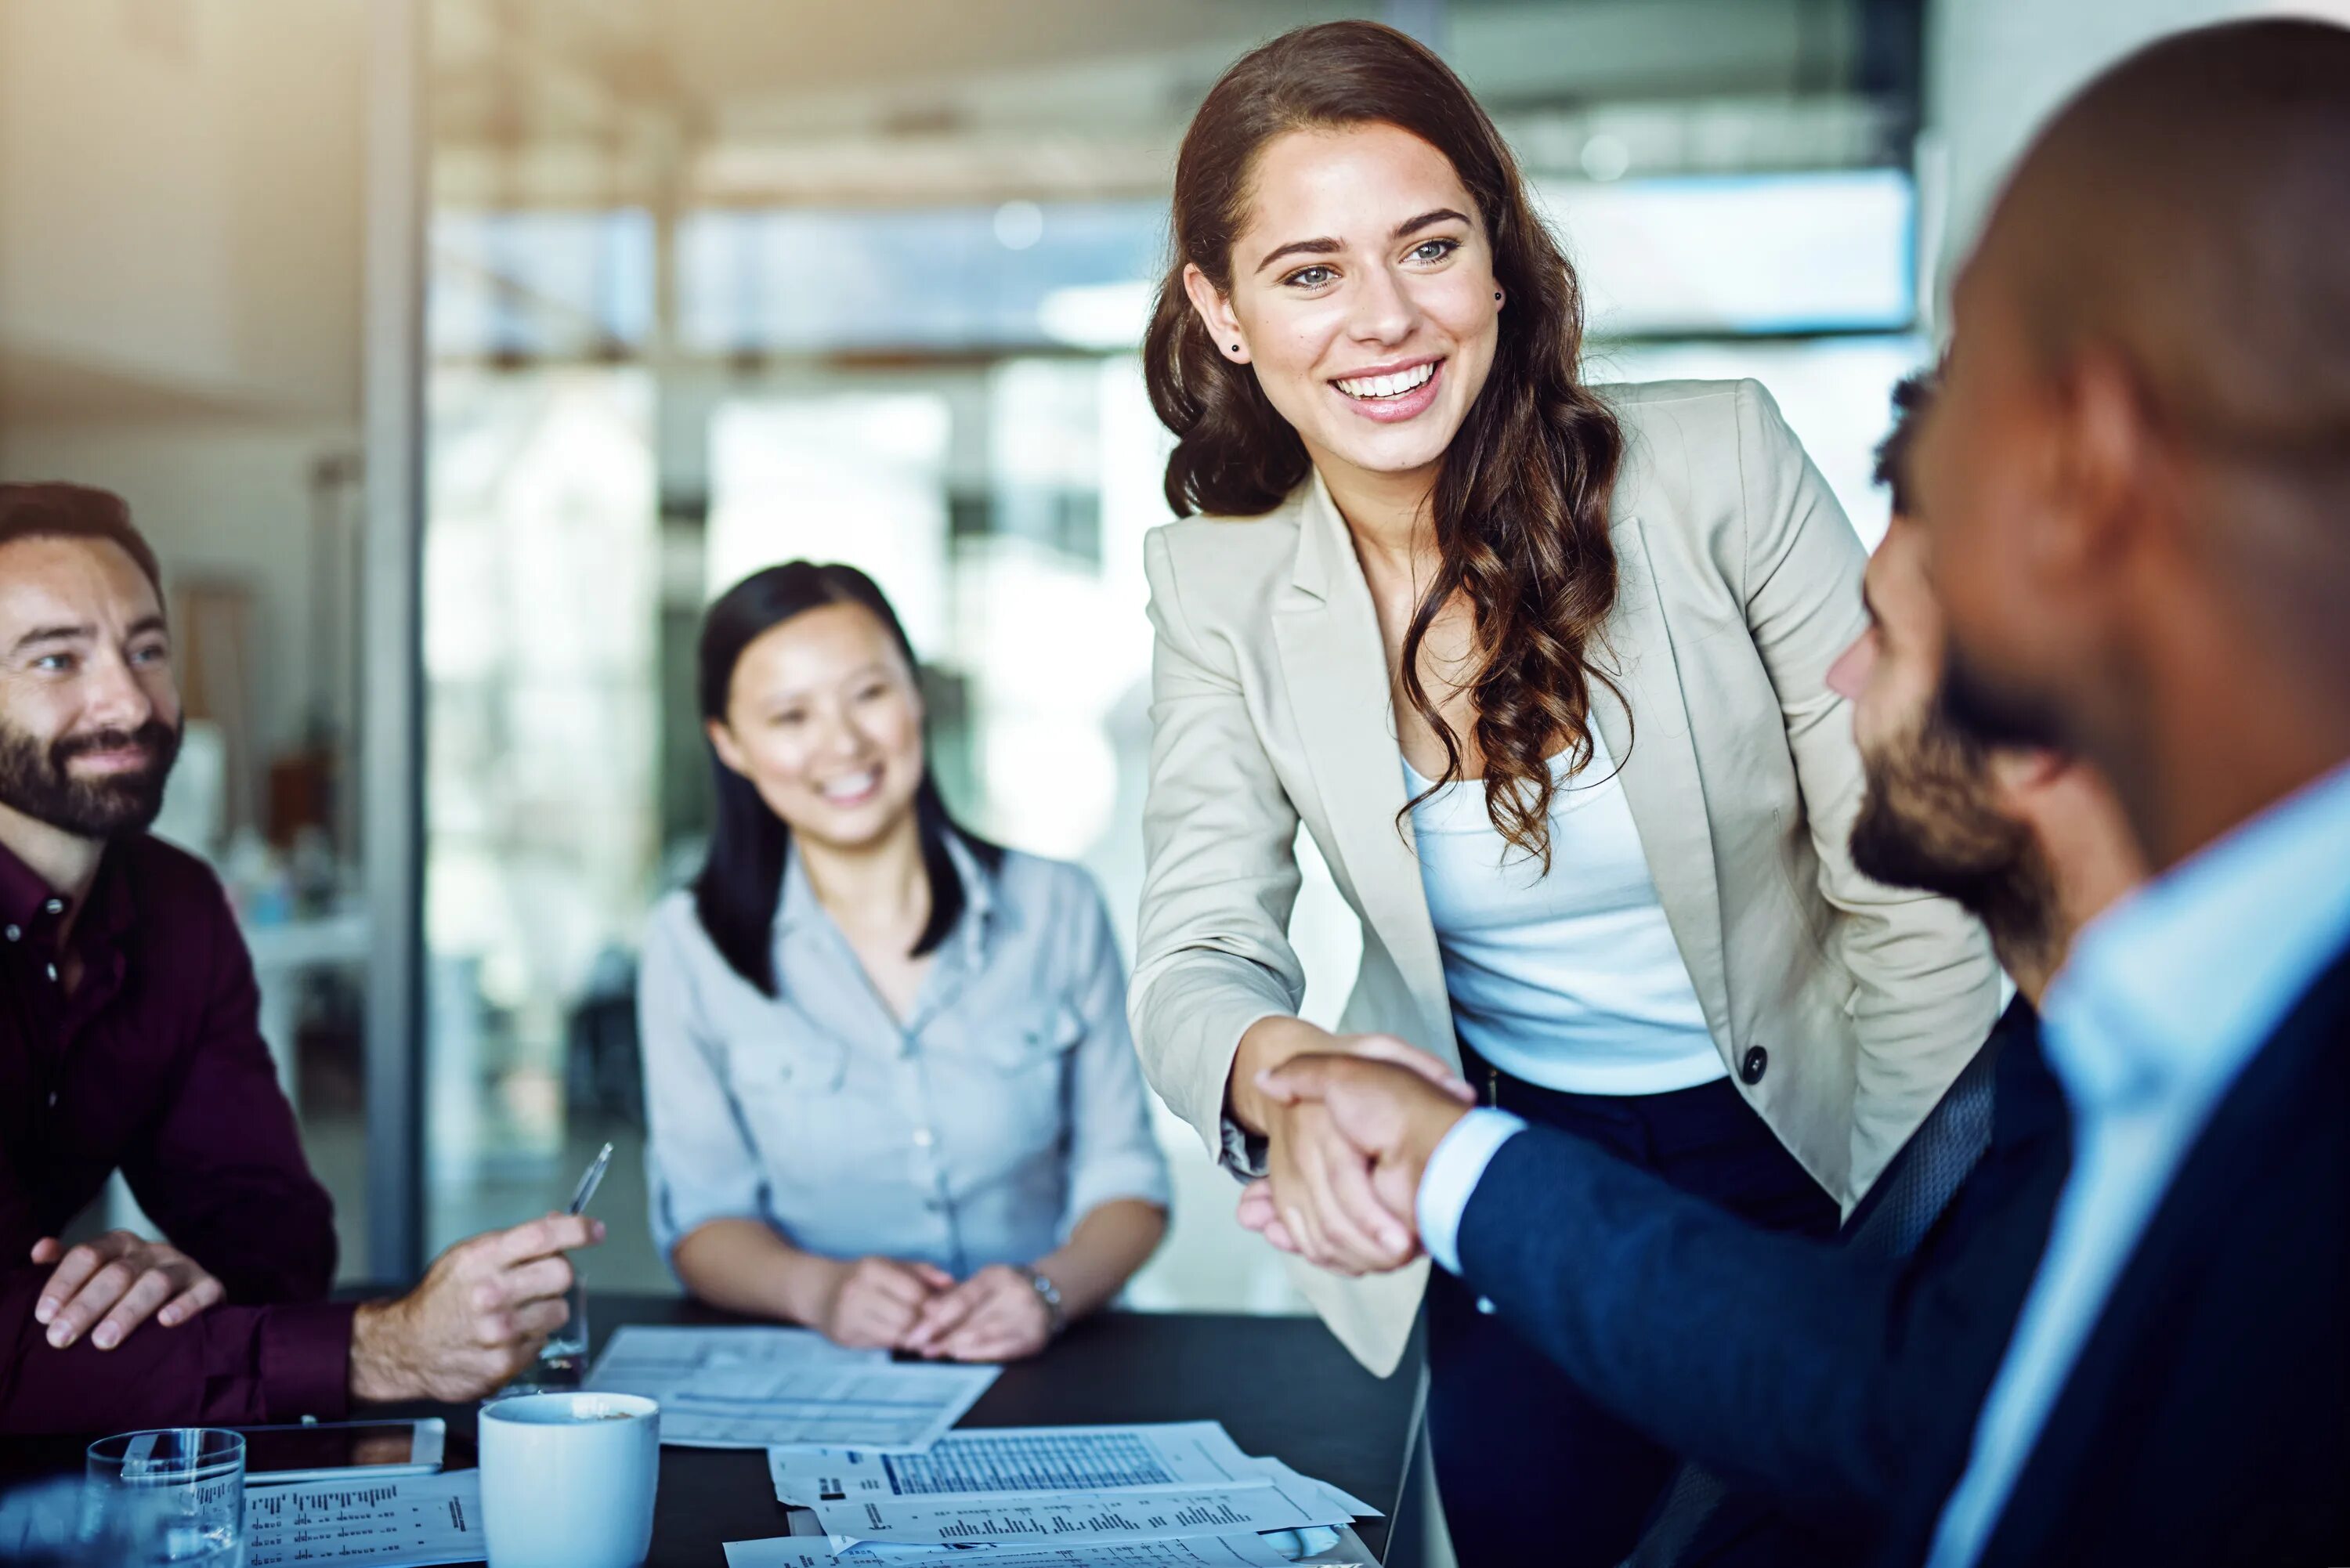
[
  {"left": 1925, "top": 760, "right": 2350, "bottom": 1567},
  {"left": 637, "top": 838, "right": 1171, "bottom": 1278}
]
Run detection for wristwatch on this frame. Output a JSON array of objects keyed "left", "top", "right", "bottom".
[{"left": 1019, "top": 1266, "right": 1067, "bottom": 1338}]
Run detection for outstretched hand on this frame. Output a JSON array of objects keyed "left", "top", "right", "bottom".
[{"left": 1238, "top": 1053, "right": 1477, "bottom": 1270}]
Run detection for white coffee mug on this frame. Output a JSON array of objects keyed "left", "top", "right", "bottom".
[{"left": 478, "top": 1391, "right": 660, "bottom": 1568}]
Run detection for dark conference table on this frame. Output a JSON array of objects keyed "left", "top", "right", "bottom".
[{"left": 2, "top": 1293, "right": 1418, "bottom": 1566}]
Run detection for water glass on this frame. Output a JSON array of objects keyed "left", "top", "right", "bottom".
[
  {"left": 537, "top": 1272, "right": 590, "bottom": 1372},
  {"left": 84, "top": 1429, "right": 244, "bottom": 1567}
]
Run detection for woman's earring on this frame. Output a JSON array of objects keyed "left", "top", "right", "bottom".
[
  {"left": 1231, "top": 343, "right": 1241, "bottom": 352},
  {"left": 1493, "top": 291, "right": 1503, "bottom": 302}
]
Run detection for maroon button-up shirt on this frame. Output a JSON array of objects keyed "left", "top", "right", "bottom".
[{"left": 0, "top": 833, "right": 353, "bottom": 1434}]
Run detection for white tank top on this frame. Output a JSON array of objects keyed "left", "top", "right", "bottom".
[{"left": 1405, "top": 728, "right": 1728, "bottom": 1096}]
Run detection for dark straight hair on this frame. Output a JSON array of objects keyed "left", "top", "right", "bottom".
[{"left": 693, "top": 562, "right": 1001, "bottom": 997}]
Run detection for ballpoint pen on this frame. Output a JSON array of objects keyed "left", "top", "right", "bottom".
[{"left": 566, "top": 1141, "right": 615, "bottom": 1218}]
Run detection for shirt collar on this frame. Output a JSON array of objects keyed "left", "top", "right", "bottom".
[
  {"left": 773, "top": 831, "right": 1000, "bottom": 966},
  {"left": 2042, "top": 757, "right": 2350, "bottom": 1112},
  {"left": 0, "top": 838, "right": 57, "bottom": 934},
  {"left": 0, "top": 836, "right": 121, "bottom": 944}
]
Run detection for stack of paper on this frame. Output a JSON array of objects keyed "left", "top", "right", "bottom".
[
  {"left": 586, "top": 1325, "right": 999, "bottom": 1451},
  {"left": 732, "top": 1422, "right": 1377, "bottom": 1568}
]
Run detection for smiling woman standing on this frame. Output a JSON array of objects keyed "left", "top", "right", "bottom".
[
  {"left": 1127, "top": 23, "right": 1998, "bottom": 1563},
  {"left": 638, "top": 562, "right": 1168, "bottom": 1364}
]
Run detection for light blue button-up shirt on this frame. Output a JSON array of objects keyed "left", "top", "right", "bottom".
[
  {"left": 637, "top": 839, "right": 1170, "bottom": 1277},
  {"left": 1925, "top": 760, "right": 2350, "bottom": 1566}
]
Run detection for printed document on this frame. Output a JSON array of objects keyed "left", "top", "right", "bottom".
[
  {"left": 768, "top": 1423, "right": 1377, "bottom": 1521},
  {"left": 244, "top": 1470, "right": 483, "bottom": 1568},
  {"left": 588, "top": 1324, "right": 999, "bottom": 1451},
  {"left": 725, "top": 1530, "right": 1296, "bottom": 1567},
  {"left": 815, "top": 1472, "right": 1353, "bottom": 1552},
  {"left": 768, "top": 1422, "right": 1270, "bottom": 1503}
]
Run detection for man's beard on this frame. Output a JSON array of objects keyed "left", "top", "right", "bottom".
[
  {"left": 1849, "top": 692, "right": 2056, "bottom": 959},
  {"left": 1941, "top": 634, "right": 2070, "bottom": 753},
  {"left": 0, "top": 717, "right": 182, "bottom": 840}
]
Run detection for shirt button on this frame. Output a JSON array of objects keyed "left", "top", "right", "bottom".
[
  {"left": 1476, "top": 1296, "right": 1499, "bottom": 1315},
  {"left": 42, "top": 898, "right": 63, "bottom": 916},
  {"left": 912, "top": 1127, "right": 935, "bottom": 1148},
  {"left": 46, "top": 1092, "right": 58, "bottom": 1108},
  {"left": 1740, "top": 1046, "right": 1769, "bottom": 1086},
  {"left": 44, "top": 963, "right": 58, "bottom": 983},
  {"left": 3, "top": 925, "right": 16, "bottom": 942}
]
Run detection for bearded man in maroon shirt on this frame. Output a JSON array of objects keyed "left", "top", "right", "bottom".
[{"left": 0, "top": 482, "right": 603, "bottom": 1433}]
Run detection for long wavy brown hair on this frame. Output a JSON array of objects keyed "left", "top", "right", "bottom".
[{"left": 1143, "top": 20, "right": 1626, "bottom": 869}]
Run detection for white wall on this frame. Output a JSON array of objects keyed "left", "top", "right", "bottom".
[
  {"left": 0, "top": 0, "right": 370, "bottom": 822},
  {"left": 0, "top": 0, "right": 366, "bottom": 417},
  {"left": 1924, "top": 0, "right": 2350, "bottom": 309}
]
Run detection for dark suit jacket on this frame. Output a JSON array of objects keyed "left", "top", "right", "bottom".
[
  {"left": 1875, "top": 943, "right": 2350, "bottom": 1567},
  {"left": 1454, "top": 999, "right": 2066, "bottom": 1556}
]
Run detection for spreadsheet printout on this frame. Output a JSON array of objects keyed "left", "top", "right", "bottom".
[
  {"left": 724, "top": 1530, "right": 1300, "bottom": 1568},
  {"left": 768, "top": 1422, "right": 1266, "bottom": 1503},
  {"left": 243, "top": 1471, "right": 484, "bottom": 1568},
  {"left": 814, "top": 1474, "right": 1353, "bottom": 1551},
  {"left": 588, "top": 1324, "right": 999, "bottom": 1451}
]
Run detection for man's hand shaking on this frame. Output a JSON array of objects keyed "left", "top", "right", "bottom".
[{"left": 1237, "top": 1053, "right": 1477, "bottom": 1270}]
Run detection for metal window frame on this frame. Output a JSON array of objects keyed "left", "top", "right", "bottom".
[{"left": 362, "top": 0, "right": 427, "bottom": 1284}]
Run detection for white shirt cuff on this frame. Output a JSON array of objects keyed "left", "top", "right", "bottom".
[{"left": 1416, "top": 1108, "right": 1528, "bottom": 1276}]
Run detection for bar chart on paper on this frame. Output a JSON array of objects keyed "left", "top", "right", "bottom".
[
  {"left": 768, "top": 1422, "right": 1268, "bottom": 1504},
  {"left": 932, "top": 1498, "right": 1252, "bottom": 1539},
  {"left": 816, "top": 1476, "right": 1351, "bottom": 1552},
  {"left": 724, "top": 1533, "right": 1304, "bottom": 1568}
]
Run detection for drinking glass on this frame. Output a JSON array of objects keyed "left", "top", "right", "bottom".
[
  {"left": 83, "top": 1429, "right": 244, "bottom": 1567},
  {"left": 537, "top": 1272, "right": 590, "bottom": 1372}
]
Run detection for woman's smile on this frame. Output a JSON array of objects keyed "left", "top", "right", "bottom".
[
  {"left": 1331, "top": 355, "right": 1445, "bottom": 423},
  {"left": 816, "top": 768, "right": 884, "bottom": 807}
]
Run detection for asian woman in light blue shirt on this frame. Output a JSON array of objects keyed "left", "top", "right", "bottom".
[{"left": 638, "top": 562, "right": 1169, "bottom": 1360}]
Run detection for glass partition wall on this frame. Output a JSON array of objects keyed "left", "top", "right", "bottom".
[{"left": 421, "top": 0, "right": 1930, "bottom": 1309}]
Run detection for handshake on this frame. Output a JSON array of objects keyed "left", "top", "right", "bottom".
[{"left": 1234, "top": 1031, "right": 1482, "bottom": 1277}]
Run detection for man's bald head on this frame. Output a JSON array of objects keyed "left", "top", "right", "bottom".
[
  {"left": 1917, "top": 17, "right": 2350, "bottom": 869},
  {"left": 1987, "top": 18, "right": 2350, "bottom": 510}
]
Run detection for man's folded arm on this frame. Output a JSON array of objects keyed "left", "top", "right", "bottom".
[
  {"left": 0, "top": 1264, "right": 352, "bottom": 1435},
  {"left": 1449, "top": 1122, "right": 1910, "bottom": 1534}
]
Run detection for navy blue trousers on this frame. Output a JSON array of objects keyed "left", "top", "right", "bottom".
[{"left": 1425, "top": 1051, "right": 1838, "bottom": 1568}]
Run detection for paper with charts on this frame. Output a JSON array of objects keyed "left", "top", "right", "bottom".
[
  {"left": 588, "top": 1324, "right": 999, "bottom": 1451},
  {"left": 814, "top": 1472, "right": 1354, "bottom": 1552},
  {"left": 769, "top": 1422, "right": 1271, "bottom": 1503},
  {"left": 768, "top": 1422, "right": 1377, "bottom": 1519},
  {"left": 723, "top": 1530, "right": 1306, "bottom": 1567},
  {"left": 243, "top": 1470, "right": 483, "bottom": 1568}
]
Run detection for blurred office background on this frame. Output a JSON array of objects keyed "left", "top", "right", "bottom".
[{"left": 2, "top": 0, "right": 2329, "bottom": 1305}]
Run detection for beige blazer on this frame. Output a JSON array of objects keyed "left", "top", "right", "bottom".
[{"left": 1129, "top": 378, "right": 2001, "bottom": 1375}]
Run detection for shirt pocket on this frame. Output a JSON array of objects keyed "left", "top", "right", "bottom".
[
  {"left": 964, "top": 994, "right": 1086, "bottom": 1075},
  {"left": 945, "top": 995, "right": 1085, "bottom": 1187},
  {"left": 723, "top": 1028, "right": 855, "bottom": 1171}
]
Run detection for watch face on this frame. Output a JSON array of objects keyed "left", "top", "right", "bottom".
[{"left": 1024, "top": 1268, "right": 1065, "bottom": 1332}]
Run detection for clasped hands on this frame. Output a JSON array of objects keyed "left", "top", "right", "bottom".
[
  {"left": 1233, "top": 1030, "right": 1480, "bottom": 1277},
  {"left": 816, "top": 1257, "right": 1056, "bottom": 1363}
]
